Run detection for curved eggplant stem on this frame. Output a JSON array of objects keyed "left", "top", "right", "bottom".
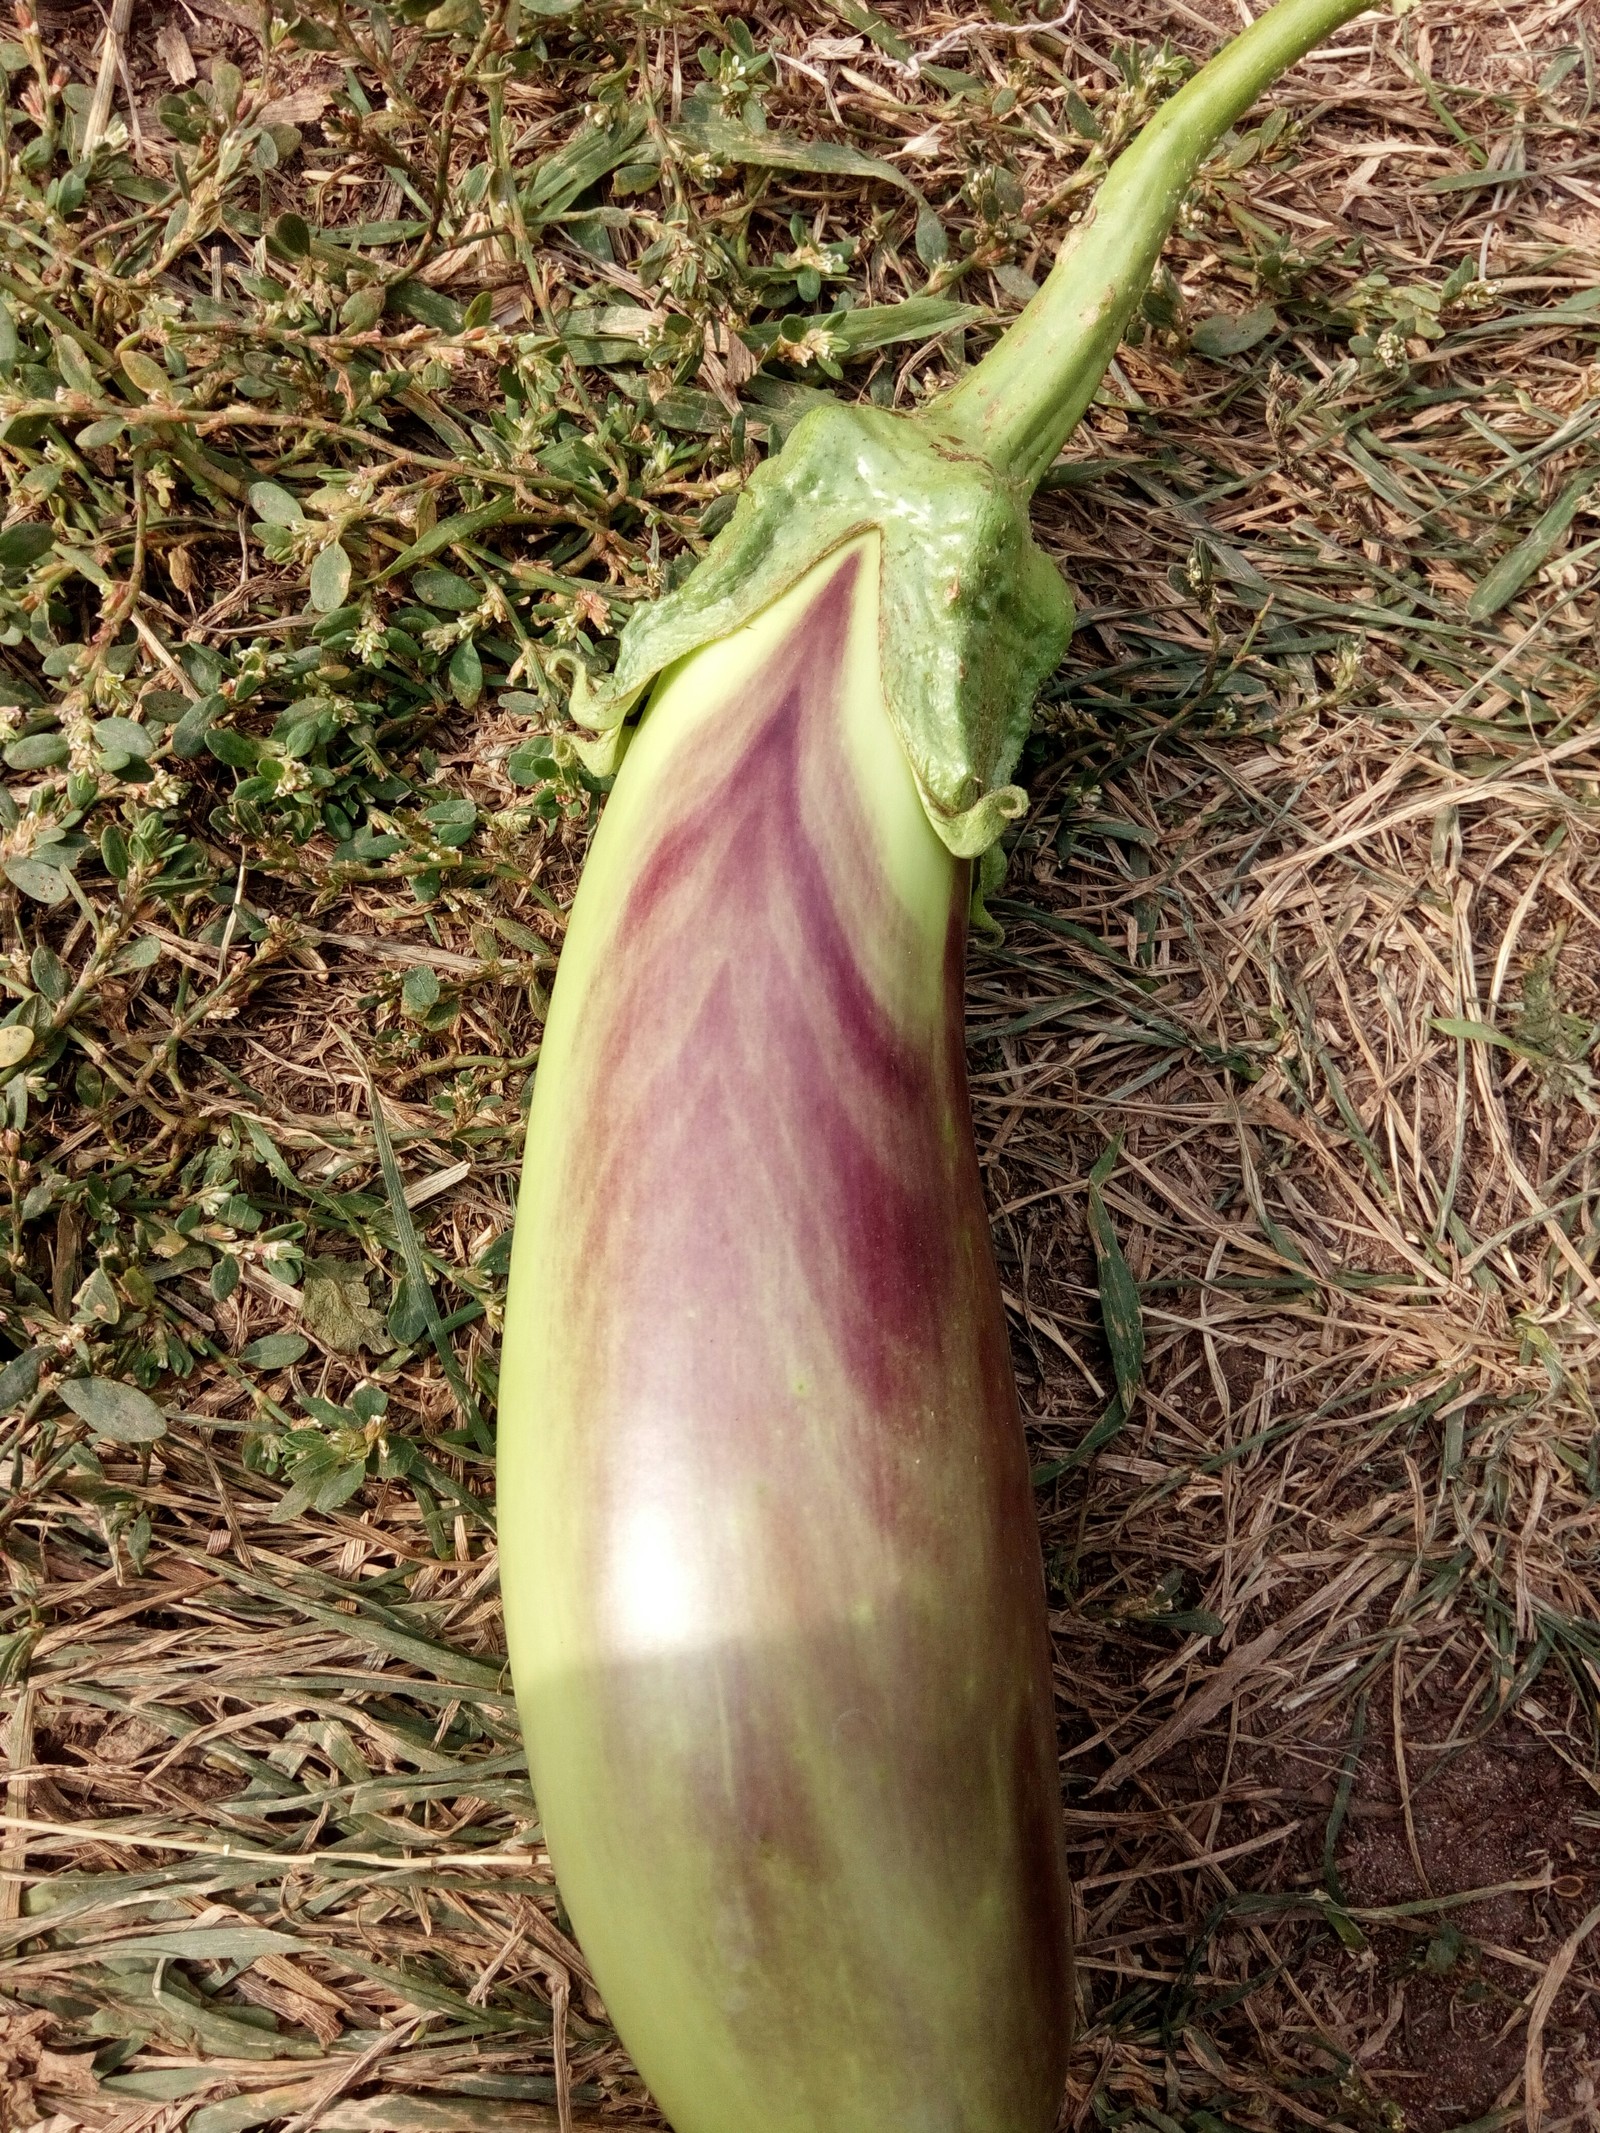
[{"left": 926, "top": 0, "right": 1376, "bottom": 496}]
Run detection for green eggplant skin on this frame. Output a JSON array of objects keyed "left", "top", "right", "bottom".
[{"left": 498, "top": 539, "right": 1070, "bottom": 2133}]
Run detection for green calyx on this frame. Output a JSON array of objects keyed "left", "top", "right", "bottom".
[
  {"left": 568, "top": 0, "right": 1374, "bottom": 855},
  {"left": 570, "top": 400, "right": 1073, "bottom": 860}
]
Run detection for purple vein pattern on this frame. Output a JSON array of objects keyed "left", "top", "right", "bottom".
[{"left": 500, "top": 549, "right": 1070, "bottom": 2133}]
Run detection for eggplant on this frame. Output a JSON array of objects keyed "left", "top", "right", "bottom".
[
  {"left": 498, "top": 1, "right": 1374, "bottom": 2122},
  {"left": 499, "top": 540, "right": 1069, "bottom": 2131}
]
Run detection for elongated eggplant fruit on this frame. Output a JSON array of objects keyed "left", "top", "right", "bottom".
[
  {"left": 500, "top": 2, "right": 1377, "bottom": 2120},
  {"left": 499, "top": 541, "right": 1070, "bottom": 2132}
]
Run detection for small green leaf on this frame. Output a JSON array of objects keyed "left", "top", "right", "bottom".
[
  {"left": 402, "top": 965, "right": 441, "bottom": 1017},
  {"left": 249, "top": 480, "right": 303, "bottom": 526},
  {"left": 1320, "top": 1898, "right": 1370, "bottom": 1951},
  {"left": 301, "top": 1257, "right": 394, "bottom": 1356},
  {"left": 914, "top": 204, "right": 948, "bottom": 268},
  {"left": 240, "top": 1331, "right": 309, "bottom": 1369},
  {"left": 113, "top": 935, "right": 161, "bottom": 975},
  {"left": 409, "top": 565, "right": 481, "bottom": 610},
  {"left": 388, "top": 1275, "right": 431, "bottom": 1345},
  {"left": 76, "top": 417, "right": 127, "bottom": 449},
  {"left": 448, "top": 636, "right": 483, "bottom": 706},
  {"left": 1431, "top": 1014, "right": 1552, "bottom": 1064},
  {"left": 211, "top": 59, "right": 242, "bottom": 118},
  {"left": 340, "top": 283, "right": 387, "bottom": 334},
  {"left": 1425, "top": 1922, "right": 1466, "bottom": 1975},
  {"left": 0, "top": 1347, "right": 42, "bottom": 1410},
  {"left": 73, "top": 1265, "right": 121, "bottom": 1325},
  {"left": 0, "top": 1025, "right": 34, "bottom": 1069},
  {"left": 3, "top": 732, "right": 69, "bottom": 771},
  {"left": 125, "top": 1508, "right": 152, "bottom": 1573},
  {"left": 389, "top": 280, "right": 462, "bottom": 332},
  {"left": 1065, "top": 87, "right": 1101, "bottom": 138},
  {"left": 59, "top": 1375, "right": 167, "bottom": 1443},
  {"left": 506, "top": 740, "right": 559, "bottom": 787},
  {"left": 205, "top": 726, "right": 261, "bottom": 769},
  {"left": 120, "top": 348, "right": 172, "bottom": 397},
  {"left": 171, "top": 693, "right": 221, "bottom": 759},
  {"left": 0, "top": 523, "right": 57, "bottom": 569},
  {"left": 54, "top": 337, "right": 100, "bottom": 395},
  {"left": 4, "top": 858, "right": 71, "bottom": 904},
  {"left": 1191, "top": 304, "right": 1278, "bottom": 357},
  {"left": 310, "top": 542, "right": 353, "bottom": 611},
  {"left": 271, "top": 210, "right": 313, "bottom": 257},
  {"left": 993, "top": 263, "right": 1039, "bottom": 305},
  {"left": 271, "top": 1431, "right": 372, "bottom": 1521},
  {"left": 93, "top": 715, "right": 154, "bottom": 761},
  {"left": 283, "top": 14, "right": 339, "bottom": 48},
  {"left": 157, "top": 91, "right": 207, "bottom": 144},
  {"left": 425, "top": 0, "right": 481, "bottom": 31},
  {"left": 1163, "top": 1607, "right": 1226, "bottom": 1637},
  {"left": 29, "top": 943, "right": 66, "bottom": 1002},
  {"left": 1433, "top": 1015, "right": 1508, "bottom": 1046},
  {"left": 100, "top": 823, "right": 129, "bottom": 878},
  {"left": 425, "top": 798, "right": 476, "bottom": 846}
]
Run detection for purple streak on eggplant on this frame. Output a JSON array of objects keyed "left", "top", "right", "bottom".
[{"left": 499, "top": 546, "right": 1069, "bottom": 2133}]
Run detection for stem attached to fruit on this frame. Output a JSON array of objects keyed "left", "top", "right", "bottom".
[{"left": 930, "top": 0, "right": 1373, "bottom": 493}]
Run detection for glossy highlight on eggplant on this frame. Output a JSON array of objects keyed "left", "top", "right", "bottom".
[{"left": 498, "top": 542, "right": 1070, "bottom": 2133}]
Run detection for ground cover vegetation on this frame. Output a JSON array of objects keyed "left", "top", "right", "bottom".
[{"left": 0, "top": 0, "right": 1597, "bottom": 2127}]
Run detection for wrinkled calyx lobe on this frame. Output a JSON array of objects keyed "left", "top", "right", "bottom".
[{"left": 572, "top": 401, "right": 1074, "bottom": 859}]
